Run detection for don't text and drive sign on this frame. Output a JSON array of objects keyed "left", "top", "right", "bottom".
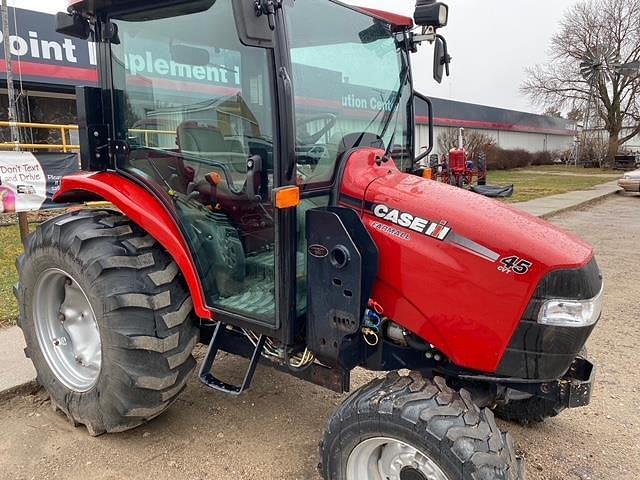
[{"left": 0, "top": 152, "right": 79, "bottom": 213}]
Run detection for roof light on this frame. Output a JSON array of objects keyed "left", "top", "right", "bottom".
[{"left": 414, "top": 1, "right": 449, "bottom": 29}]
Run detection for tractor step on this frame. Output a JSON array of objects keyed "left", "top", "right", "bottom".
[{"left": 198, "top": 322, "right": 265, "bottom": 396}]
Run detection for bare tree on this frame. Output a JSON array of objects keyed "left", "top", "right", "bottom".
[
  {"left": 544, "top": 106, "right": 564, "bottom": 118},
  {"left": 437, "top": 128, "right": 496, "bottom": 159},
  {"left": 522, "top": 0, "right": 640, "bottom": 163},
  {"left": 580, "top": 132, "right": 609, "bottom": 166},
  {"left": 567, "top": 107, "right": 584, "bottom": 123}
]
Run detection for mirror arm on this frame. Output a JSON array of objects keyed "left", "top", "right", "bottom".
[
  {"left": 255, "top": 0, "right": 281, "bottom": 31},
  {"left": 414, "top": 92, "right": 434, "bottom": 164}
]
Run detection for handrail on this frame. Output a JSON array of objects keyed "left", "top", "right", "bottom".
[
  {"left": 0, "top": 121, "right": 177, "bottom": 153},
  {"left": 0, "top": 121, "right": 79, "bottom": 130},
  {"left": 0, "top": 143, "right": 80, "bottom": 151},
  {"left": 0, "top": 121, "right": 80, "bottom": 153}
]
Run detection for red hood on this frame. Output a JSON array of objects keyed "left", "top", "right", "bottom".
[{"left": 337, "top": 149, "right": 593, "bottom": 373}]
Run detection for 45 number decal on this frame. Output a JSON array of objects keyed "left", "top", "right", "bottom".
[{"left": 498, "top": 256, "right": 533, "bottom": 275}]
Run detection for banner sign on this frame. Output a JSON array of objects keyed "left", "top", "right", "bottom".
[
  {"left": 0, "top": 151, "right": 79, "bottom": 212},
  {"left": 0, "top": 7, "right": 98, "bottom": 86}
]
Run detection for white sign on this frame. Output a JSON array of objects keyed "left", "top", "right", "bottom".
[{"left": 0, "top": 151, "right": 47, "bottom": 213}]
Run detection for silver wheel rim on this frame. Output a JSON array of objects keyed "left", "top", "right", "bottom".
[
  {"left": 33, "top": 268, "right": 102, "bottom": 392},
  {"left": 346, "top": 437, "right": 450, "bottom": 480}
]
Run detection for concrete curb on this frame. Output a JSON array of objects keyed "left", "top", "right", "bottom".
[
  {"left": 0, "top": 326, "right": 37, "bottom": 400},
  {"left": 536, "top": 189, "right": 621, "bottom": 219},
  {"left": 0, "top": 181, "right": 624, "bottom": 400},
  {"left": 513, "top": 181, "right": 622, "bottom": 219},
  {"left": 0, "top": 380, "right": 39, "bottom": 404}
]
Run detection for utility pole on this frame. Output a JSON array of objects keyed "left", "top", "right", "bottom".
[
  {"left": 1, "top": 0, "right": 29, "bottom": 244},
  {"left": 2, "top": 0, "right": 19, "bottom": 146}
]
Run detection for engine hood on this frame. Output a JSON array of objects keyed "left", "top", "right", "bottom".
[{"left": 337, "top": 149, "right": 594, "bottom": 373}]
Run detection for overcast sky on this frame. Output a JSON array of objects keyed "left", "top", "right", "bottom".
[{"left": 13, "top": 0, "right": 580, "bottom": 114}]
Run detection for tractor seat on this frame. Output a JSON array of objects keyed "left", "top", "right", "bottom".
[
  {"left": 178, "top": 121, "right": 227, "bottom": 152},
  {"left": 177, "top": 122, "right": 248, "bottom": 176}
]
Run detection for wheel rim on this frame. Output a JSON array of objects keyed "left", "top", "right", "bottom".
[
  {"left": 346, "top": 437, "right": 450, "bottom": 480},
  {"left": 33, "top": 268, "right": 102, "bottom": 392}
]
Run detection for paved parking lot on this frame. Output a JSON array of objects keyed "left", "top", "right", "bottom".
[{"left": 0, "top": 193, "right": 638, "bottom": 480}]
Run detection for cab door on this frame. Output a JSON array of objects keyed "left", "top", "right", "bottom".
[{"left": 106, "top": 0, "right": 295, "bottom": 332}]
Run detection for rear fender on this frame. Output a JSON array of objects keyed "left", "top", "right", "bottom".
[{"left": 53, "top": 172, "right": 212, "bottom": 320}]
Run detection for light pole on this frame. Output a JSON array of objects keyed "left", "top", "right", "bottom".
[{"left": 1, "top": 0, "right": 19, "bottom": 147}]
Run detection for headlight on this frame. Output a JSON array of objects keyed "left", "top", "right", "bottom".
[{"left": 538, "top": 285, "right": 604, "bottom": 327}]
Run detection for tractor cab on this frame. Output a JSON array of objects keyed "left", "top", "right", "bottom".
[{"left": 59, "top": 0, "right": 447, "bottom": 336}]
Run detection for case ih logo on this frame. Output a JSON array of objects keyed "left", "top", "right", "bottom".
[{"left": 372, "top": 204, "right": 451, "bottom": 241}]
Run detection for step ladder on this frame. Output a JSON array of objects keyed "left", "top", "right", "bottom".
[{"left": 198, "top": 322, "right": 265, "bottom": 396}]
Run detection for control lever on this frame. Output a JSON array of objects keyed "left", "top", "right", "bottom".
[{"left": 204, "top": 172, "right": 221, "bottom": 208}]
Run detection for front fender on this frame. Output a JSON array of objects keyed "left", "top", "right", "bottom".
[{"left": 54, "top": 172, "right": 212, "bottom": 320}]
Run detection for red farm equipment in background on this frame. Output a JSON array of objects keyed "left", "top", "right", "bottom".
[{"left": 431, "top": 128, "right": 487, "bottom": 188}]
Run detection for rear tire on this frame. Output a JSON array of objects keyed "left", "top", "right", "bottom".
[
  {"left": 15, "top": 210, "right": 198, "bottom": 435},
  {"left": 319, "top": 371, "right": 523, "bottom": 480}
]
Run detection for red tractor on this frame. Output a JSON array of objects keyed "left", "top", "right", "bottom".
[
  {"left": 435, "top": 128, "right": 488, "bottom": 188},
  {"left": 16, "top": 1, "right": 601, "bottom": 478}
]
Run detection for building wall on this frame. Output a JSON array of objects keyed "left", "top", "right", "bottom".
[
  {"left": 416, "top": 125, "right": 574, "bottom": 157},
  {"left": 621, "top": 127, "right": 640, "bottom": 152}
]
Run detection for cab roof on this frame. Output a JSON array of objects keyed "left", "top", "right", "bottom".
[{"left": 68, "top": 0, "right": 413, "bottom": 30}]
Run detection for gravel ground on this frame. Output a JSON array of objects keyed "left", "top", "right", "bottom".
[
  {"left": 0, "top": 210, "right": 64, "bottom": 227},
  {"left": 0, "top": 193, "right": 638, "bottom": 480}
]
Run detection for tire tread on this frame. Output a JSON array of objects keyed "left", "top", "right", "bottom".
[
  {"left": 16, "top": 210, "right": 198, "bottom": 435},
  {"left": 319, "top": 372, "right": 523, "bottom": 480}
]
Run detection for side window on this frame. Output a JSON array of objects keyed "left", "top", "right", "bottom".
[
  {"left": 287, "top": 2, "right": 411, "bottom": 191},
  {"left": 109, "top": 2, "right": 279, "bottom": 324}
]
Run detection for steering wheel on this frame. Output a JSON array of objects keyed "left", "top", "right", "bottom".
[{"left": 296, "top": 113, "right": 337, "bottom": 145}]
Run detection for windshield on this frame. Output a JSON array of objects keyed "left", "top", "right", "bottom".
[{"left": 286, "top": 0, "right": 413, "bottom": 188}]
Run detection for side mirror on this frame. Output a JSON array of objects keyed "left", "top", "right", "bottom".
[
  {"left": 433, "top": 35, "right": 451, "bottom": 83},
  {"left": 414, "top": 92, "right": 434, "bottom": 164},
  {"left": 56, "top": 12, "right": 91, "bottom": 40}
]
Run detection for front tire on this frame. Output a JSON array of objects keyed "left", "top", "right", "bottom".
[
  {"left": 493, "top": 397, "right": 565, "bottom": 426},
  {"left": 493, "top": 349, "right": 588, "bottom": 426},
  {"left": 15, "top": 210, "right": 198, "bottom": 435},
  {"left": 320, "top": 371, "right": 523, "bottom": 480}
]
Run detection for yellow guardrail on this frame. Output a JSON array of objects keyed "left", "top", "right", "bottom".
[
  {"left": 0, "top": 121, "right": 176, "bottom": 153},
  {"left": 0, "top": 121, "right": 80, "bottom": 152},
  {"left": 129, "top": 128, "right": 176, "bottom": 147}
]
